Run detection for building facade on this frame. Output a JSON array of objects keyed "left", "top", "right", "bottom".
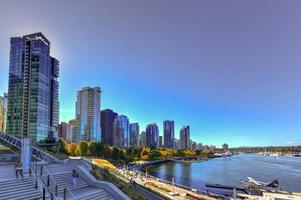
[
  {"left": 139, "top": 131, "right": 146, "bottom": 147},
  {"left": 159, "top": 136, "right": 163, "bottom": 148},
  {"left": 6, "top": 32, "right": 59, "bottom": 141},
  {"left": 101, "top": 109, "right": 118, "bottom": 145},
  {"left": 58, "top": 122, "right": 72, "bottom": 143},
  {"left": 76, "top": 87, "right": 101, "bottom": 142},
  {"left": 180, "top": 126, "right": 190, "bottom": 149},
  {"left": 146, "top": 123, "right": 159, "bottom": 149},
  {"left": 163, "top": 120, "right": 174, "bottom": 149},
  {"left": 129, "top": 123, "right": 139, "bottom": 147},
  {"left": 69, "top": 119, "right": 78, "bottom": 143},
  {"left": 113, "top": 115, "right": 129, "bottom": 148}
]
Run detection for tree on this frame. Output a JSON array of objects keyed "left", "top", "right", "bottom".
[
  {"left": 59, "top": 139, "right": 69, "bottom": 155},
  {"left": 79, "top": 141, "right": 88, "bottom": 156},
  {"left": 149, "top": 150, "right": 161, "bottom": 159},
  {"left": 96, "top": 142, "right": 105, "bottom": 157},
  {"left": 112, "top": 147, "right": 120, "bottom": 161},
  {"left": 88, "top": 141, "right": 97, "bottom": 156},
  {"left": 119, "top": 149, "right": 126, "bottom": 160},
  {"left": 104, "top": 146, "right": 112, "bottom": 159},
  {"left": 68, "top": 143, "right": 78, "bottom": 156}
]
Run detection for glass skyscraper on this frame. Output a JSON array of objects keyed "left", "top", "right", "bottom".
[
  {"left": 101, "top": 109, "right": 118, "bottom": 145},
  {"left": 180, "top": 126, "right": 190, "bottom": 149},
  {"left": 76, "top": 87, "right": 101, "bottom": 142},
  {"left": 129, "top": 123, "right": 139, "bottom": 147},
  {"left": 6, "top": 33, "right": 59, "bottom": 142},
  {"left": 113, "top": 115, "right": 129, "bottom": 148},
  {"left": 146, "top": 123, "right": 159, "bottom": 149},
  {"left": 163, "top": 120, "right": 174, "bottom": 148}
]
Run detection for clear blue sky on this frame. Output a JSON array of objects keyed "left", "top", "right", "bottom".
[{"left": 1, "top": 0, "right": 301, "bottom": 147}]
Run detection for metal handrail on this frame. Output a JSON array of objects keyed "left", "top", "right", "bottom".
[
  {"left": 64, "top": 187, "right": 77, "bottom": 200},
  {"left": 37, "top": 165, "right": 58, "bottom": 199}
]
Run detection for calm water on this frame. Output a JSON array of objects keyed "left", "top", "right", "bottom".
[{"left": 146, "top": 154, "right": 301, "bottom": 192}]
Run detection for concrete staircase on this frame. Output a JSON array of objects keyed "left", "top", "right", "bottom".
[
  {"left": 0, "top": 177, "right": 42, "bottom": 200},
  {"left": 41, "top": 159, "right": 115, "bottom": 200}
]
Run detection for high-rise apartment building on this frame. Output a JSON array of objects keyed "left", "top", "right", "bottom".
[
  {"left": 129, "top": 123, "right": 139, "bottom": 147},
  {"left": 159, "top": 136, "right": 163, "bottom": 148},
  {"left": 6, "top": 33, "right": 59, "bottom": 141},
  {"left": 0, "top": 96, "right": 5, "bottom": 132},
  {"left": 180, "top": 126, "right": 190, "bottom": 149},
  {"left": 113, "top": 115, "right": 129, "bottom": 147},
  {"left": 163, "top": 120, "right": 174, "bottom": 148},
  {"left": 76, "top": 87, "right": 101, "bottom": 142},
  {"left": 146, "top": 123, "right": 159, "bottom": 149},
  {"left": 69, "top": 119, "right": 78, "bottom": 143},
  {"left": 101, "top": 109, "right": 117, "bottom": 145},
  {"left": 139, "top": 131, "right": 146, "bottom": 147},
  {"left": 58, "top": 122, "right": 72, "bottom": 143}
]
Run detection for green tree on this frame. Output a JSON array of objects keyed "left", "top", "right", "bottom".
[
  {"left": 149, "top": 150, "right": 161, "bottom": 159},
  {"left": 59, "top": 139, "right": 69, "bottom": 155},
  {"left": 79, "top": 141, "right": 88, "bottom": 156},
  {"left": 104, "top": 146, "right": 112, "bottom": 159},
  {"left": 96, "top": 142, "right": 105, "bottom": 157},
  {"left": 112, "top": 147, "right": 120, "bottom": 160},
  {"left": 119, "top": 149, "right": 126, "bottom": 160},
  {"left": 88, "top": 141, "right": 97, "bottom": 156}
]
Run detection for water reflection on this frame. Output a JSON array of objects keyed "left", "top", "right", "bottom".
[{"left": 146, "top": 154, "right": 301, "bottom": 192}]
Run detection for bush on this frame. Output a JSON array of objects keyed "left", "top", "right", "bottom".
[{"left": 79, "top": 141, "right": 88, "bottom": 156}]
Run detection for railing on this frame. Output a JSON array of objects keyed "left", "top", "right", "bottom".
[
  {"left": 133, "top": 169, "right": 226, "bottom": 198},
  {"left": 37, "top": 164, "right": 77, "bottom": 200},
  {"left": 29, "top": 162, "right": 49, "bottom": 200},
  {"left": 34, "top": 164, "right": 58, "bottom": 200},
  {"left": 0, "top": 132, "right": 61, "bottom": 164},
  {"left": 63, "top": 187, "right": 77, "bottom": 200}
]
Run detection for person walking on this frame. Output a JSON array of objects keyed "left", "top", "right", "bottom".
[
  {"left": 15, "top": 159, "right": 24, "bottom": 179},
  {"left": 72, "top": 169, "right": 79, "bottom": 187}
]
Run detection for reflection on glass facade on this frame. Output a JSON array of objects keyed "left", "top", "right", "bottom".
[
  {"left": 76, "top": 87, "right": 101, "bottom": 142},
  {"left": 146, "top": 123, "right": 159, "bottom": 149},
  {"left": 163, "top": 120, "right": 174, "bottom": 148},
  {"left": 129, "top": 123, "right": 139, "bottom": 147},
  {"left": 113, "top": 115, "right": 129, "bottom": 148},
  {"left": 6, "top": 32, "right": 59, "bottom": 142}
]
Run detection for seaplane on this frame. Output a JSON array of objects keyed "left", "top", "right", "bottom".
[{"left": 241, "top": 177, "right": 279, "bottom": 188}]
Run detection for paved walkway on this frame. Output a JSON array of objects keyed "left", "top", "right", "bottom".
[{"left": 136, "top": 185, "right": 165, "bottom": 200}]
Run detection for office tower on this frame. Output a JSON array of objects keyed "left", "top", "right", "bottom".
[
  {"left": 159, "top": 136, "right": 163, "bottom": 148},
  {"left": 69, "top": 119, "right": 79, "bottom": 143},
  {"left": 129, "top": 123, "right": 139, "bottom": 147},
  {"left": 191, "top": 141, "right": 197, "bottom": 150},
  {"left": 222, "top": 143, "right": 229, "bottom": 150},
  {"left": 58, "top": 122, "right": 72, "bottom": 143},
  {"left": 101, "top": 109, "right": 117, "bottom": 145},
  {"left": 146, "top": 123, "right": 159, "bottom": 149},
  {"left": 173, "top": 138, "right": 181, "bottom": 150},
  {"left": 163, "top": 120, "right": 174, "bottom": 148},
  {"left": 197, "top": 143, "right": 203, "bottom": 150},
  {"left": 0, "top": 96, "right": 4, "bottom": 132},
  {"left": 6, "top": 32, "right": 59, "bottom": 142},
  {"left": 113, "top": 115, "right": 129, "bottom": 147},
  {"left": 76, "top": 87, "right": 101, "bottom": 142},
  {"left": 180, "top": 126, "right": 190, "bottom": 149},
  {"left": 139, "top": 131, "right": 146, "bottom": 147}
]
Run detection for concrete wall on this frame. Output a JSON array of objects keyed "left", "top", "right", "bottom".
[{"left": 76, "top": 165, "right": 131, "bottom": 200}]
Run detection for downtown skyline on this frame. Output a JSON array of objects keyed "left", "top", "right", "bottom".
[{"left": 1, "top": 0, "right": 301, "bottom": 147}]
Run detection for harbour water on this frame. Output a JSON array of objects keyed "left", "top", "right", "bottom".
[{"left": 146, "top": 154, "right": 301, "bottom": 192}]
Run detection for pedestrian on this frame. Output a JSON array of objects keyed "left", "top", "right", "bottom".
[
  {"left": 72, "top": 169, "right": 79, "bottom": 186},
  {"left": 15, "top": 159, "right": 24, "bottom": 179}
]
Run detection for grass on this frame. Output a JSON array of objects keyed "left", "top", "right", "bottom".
[
  {"left": 92, "top": 158, "right": 118, "bottom": 172},
  {"left": 91, "top": 164, "right": 147, "bottom": 200},
  {"left": 146, "top": 181, "right": 172, "bottom": 193}
]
